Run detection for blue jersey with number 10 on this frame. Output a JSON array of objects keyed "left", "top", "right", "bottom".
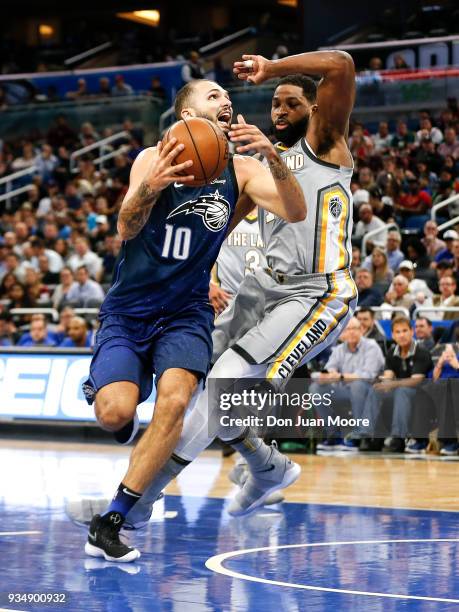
[{"left": 100, "top": 157, "right": 239, "bottom": 319}]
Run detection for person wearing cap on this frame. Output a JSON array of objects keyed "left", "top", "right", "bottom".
[
  {"left": 352, "top": 188, "right": 370, "bottom": 211},
  {"left": 384, "top": 275, "right": 415, "bottom": 312},
  {"left": 432, "top": 275, "right": 459, "bottom": 321},
  {"left": 433, "top": 230, "right": 459, "bottom": 265},
  {"left": 422, "top": 220, "right": 446, "bottom": 258},
  {"left": 390, "top": 260, "right": 433, "bottom": 299}
]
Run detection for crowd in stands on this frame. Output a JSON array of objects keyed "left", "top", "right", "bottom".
[{"left": 0, "top": 90, "right": 459, "bottom": 453}]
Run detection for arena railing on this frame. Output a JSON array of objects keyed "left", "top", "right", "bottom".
[
  {"left": 9, "top": 308, "right": 60, "bottom": 322},
  {"left": 431, "top": 193, "right": 459, "bottom": 223},
  {"left": 361, "top": 222, "right": 398, "bottom": 257},
  {"left": 438, "top": 214, "right": 459, "bottom": 234},
  {"left": 414, "top": 306, "right": 459, "bottom": 319},
  {"left": 0, "top": 165, "right": 37, "bottom": 208},
  {"left": 69, "top": 131, "right": 129, "bottom": 174},
  {"left": 370, "top": 306, "right": 411, "bottom": 319}
]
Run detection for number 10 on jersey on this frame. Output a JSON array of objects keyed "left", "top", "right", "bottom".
[{"left": 161, "top": 224, "right": 191, "bottom": 260}]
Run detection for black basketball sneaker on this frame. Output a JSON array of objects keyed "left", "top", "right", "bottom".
[{"left": 85, "top": 512, "right": 140, "bottom": 562}]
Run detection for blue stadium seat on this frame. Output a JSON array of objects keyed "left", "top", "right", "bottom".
[{"left": 402, "top": 215, "right": 430, "bottom": 231}]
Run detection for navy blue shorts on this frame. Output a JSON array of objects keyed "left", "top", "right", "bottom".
[{"left": 82, "top": 303, "right": 214, "bottom": 405}]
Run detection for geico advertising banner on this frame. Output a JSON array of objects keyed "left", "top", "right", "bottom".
[{"left": 0, "top": 353, "right": 155, "bottom": 422}]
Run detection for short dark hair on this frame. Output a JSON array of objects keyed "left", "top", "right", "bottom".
[
  {"left": 391, "top": 315, "right": 411, "bottom": 331},
  {"left": 416, "top": 316, "right": 432, "bottom": 327},
  {"left": 174, "top": 81, "right": 201, "bottom": 118},
  {"left": 357, "top": 307, "right": 375, "bottom": 318},
  {"left": 276, "top": 75, "right": 317, "bottom": 103}
]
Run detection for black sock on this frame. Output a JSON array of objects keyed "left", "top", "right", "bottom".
[{"left": 103, "top": 483, "right": 142, "bottom": 519}]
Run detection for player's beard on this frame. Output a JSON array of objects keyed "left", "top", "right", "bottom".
[{"left": 273, "top": 115, "right": 310, "bottom": 148}]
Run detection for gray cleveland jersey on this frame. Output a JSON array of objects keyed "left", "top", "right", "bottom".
[
  {"left": 259, "top": 138, "right": 354, "bottom": 275},
  {"left": 215, "top": 213, "right": 267, "bottom": 295}
]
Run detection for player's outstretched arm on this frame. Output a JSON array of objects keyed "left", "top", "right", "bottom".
[
  {"left": 234, "top": 51, "right": 355, "bottom": 139},
  {"left": 230, "top": 116, "right": 306, "bottom": 223},
  {"left": 117, "top": 138, "right": 194, "bottom": 240}
]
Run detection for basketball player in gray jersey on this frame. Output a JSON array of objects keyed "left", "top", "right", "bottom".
[{"left": 69, "top": 50, "right": 357, "bottom": 529}]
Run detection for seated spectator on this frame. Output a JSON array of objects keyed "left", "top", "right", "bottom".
[
  {"left": 411, "top": 344, "right": 459, "bottom": 456},
  {"left": 433, "top": 230, "right": 459, "bottom": 266},
  {"left": 51, "top": 267, "right": 76, "bottom": 310},
  {"left": 100, "top": 234, "right": 121, "bottom": 282},
  {"left": 311, "top": 317, "right": 385, "bottom": 451},
  {"left": 355, "top": 268, "right": 383, "bottom": 308},
  {"left": 354, "top": 204, "right": 387, "bottom": 248},
  {"left": 393, "top": 54, "right": 411, "bottom": 70},
  {"left": 433, "top": 276, "right": 459, "bottom": 320},
  {"left": 34, "top": 144, "right": 58, "bottom": 183},
  {"left": 437, "top": 127, "right": 459, "bottom": 159},
  {"left": 384, "top": 275, "right": 415, "bottom": 312},
  {"left": 65, "top": 265, "right": 105, "bottom": 307},
  {"left": 351, "top": 245, "right": 361, "bottom": 276},
  {"left": 422, "top": 220, "right": 446, "bottom": 258},
  {"left": 98, "top": 77, "right": 111, "bottom": 97},
  {"left": 28, "top": 237, "right": 63, "bottom": 275},
  {"left": 405, "top": 238, "right": 432, "bottom": 271},
  {"left": 391, "top": 121, "right": 415, "bottom": 150},
  {"left": 111, "top": 74, "right": 133, "bottom": 96},
  {"left": 416, "top": 118, "right": 443, "bottom": 145},
  {"left": 385, "top": 230, "right": 405, "bottom": 272},
  {"left": 7, "top": 281, "right": 34, "bottom": 310},
  {"left": 38, "top": 254, "right": 60, "bottom": 285},
  {"left": 356, "top": 307, "right": 388, "bottom": 354},
  {"left": 395, "top": 260, "right": 432, "bottom": 300},
  {"left": 369, "top": 187, "right": 394, "bottom": 223},
  {"left": 148, "top": 76, "right": 166, "bottom": 100},
  {"left": 396, "top": 177, "right": 432, "bottom": 221},
  {"left": 181, "top": 51, "right": 205, "bottom": 83},
  {"left": 372, "top": 122, "right": 392, "bottom": 153},
  {"left": 452, "top": 238, "right": 459, "bottom": 275},
  {"left": 11, "top": 142, "right": 36, "bottom": 171},
  {"left": 362, "top": 247, "right": 393, "bottom": 292},
  {"left": 24, "top": 268, "right": 50, "bottom": 305},
  {"left": 358, "top": 166, "right": 375, "bottom": 192},
  {"left": 52, "top": 306, "right": 75, "bottom": 344},
  {"left": 349, "top": 129, "right": 373, "bottom": 161},
  {"left": 18, "top": 316, "right": 57, "bottom": 347},
  {"left": 365, "top": 316, "right": 433, "bottom": 453},
  {"left": 0, "top": 313, "right": 14, "bottom": 346},
  {"left": 0, "top": 271, "right": 17, "bottom": 299},
  {"left": 46, "top": 115, "right": 77, "bottom": 149},
  {"left": 66, "top": 78, "right": 88, "bottom": 100},
  {"left": 59, "top": 316, "right": 93, "bottom": 348},
  {"left": 67, "top": 236, "right": 102, "bottom": 280},
  {"left": 414, "top": 317, "right": 435, "bottom": 351}
]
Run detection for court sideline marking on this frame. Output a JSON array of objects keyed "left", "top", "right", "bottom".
[
  {"left": 0, "top": 531, "right": 41, "bottom": 536},
  {"left": 206, "top": 538, "right": 459, "bottom": 603}
]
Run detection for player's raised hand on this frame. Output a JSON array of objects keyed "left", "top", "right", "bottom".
[
  {"left": 145, "top": 138, "right": 194, "bottom": 191},
  {"left": 229, "top": 115, "right": 276, "bottom": 159},
  {"left": 233, "top": 54, "right": 271, "bottom": 85}
]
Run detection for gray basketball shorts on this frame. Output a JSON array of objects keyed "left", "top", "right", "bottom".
[{"left": 212, "top": 267, "right": 358, "bottom": 382}]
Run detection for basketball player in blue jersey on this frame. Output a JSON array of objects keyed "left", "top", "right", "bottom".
[
  {"left": 83, "top": 78, "right": 306, "bottom": 562},
  {"left": 102, "top": 50, "right": 356, "bottom": 528}
]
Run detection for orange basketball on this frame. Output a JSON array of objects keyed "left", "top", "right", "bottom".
[{"left": 163, "top": 117, "right": 229, "bottom": 187}]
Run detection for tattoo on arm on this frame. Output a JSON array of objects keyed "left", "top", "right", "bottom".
[
  {"left": 118, "top": 181, "right": 160, "bottom": 239},
  {"left": 268, "top": 155, "right": 288, "bottom": 180}
]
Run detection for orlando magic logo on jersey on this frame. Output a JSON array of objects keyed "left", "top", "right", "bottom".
[
  {"left": 167, "top": 189, "right": 230, "bottom": 232},
  {"left": 100, "top": 158, "right": 239, "bottom": 319}
]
